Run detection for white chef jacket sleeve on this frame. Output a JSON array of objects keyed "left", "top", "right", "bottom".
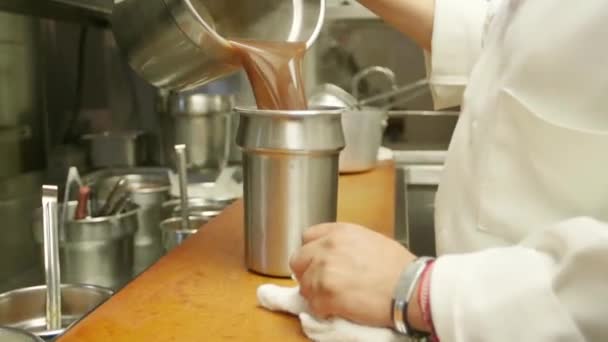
[
  {"left": 424, "top": 0, "right": 493, "bottom": 109},
  {"left": 431, "top": 217, "right": 608, "bottom": 341}
]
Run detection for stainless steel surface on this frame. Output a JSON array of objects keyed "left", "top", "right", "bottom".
[
  {"left": 82, "top": 131, "right": 145, "bottom": 169},
  {"left": 160, "top": 216, "right": 209, "bottom": 252},
  {"left": 41, "top": 186, "right": 61, "bottom": 331},
  {"left": 33, "top": 202, "right": 138, "bottom": 290},
  {"left": 161, "top": 197, "right": 210, "bottom": 221},
  {"left": 111, "top": 0, "right": 326, "bottom": 90},
  {"left": 89, "top": 169, "right": 170, "bottom": 275},
  {"left": 174, "top": 145, "right": 190, "bottom": 230},
  {"left": 0, "top": 284, "right": 113, "bottom": 340},
  {"left": 162, "top": 94, "right": 233, "bottom": 177},
  {"left": 0, "top": 326, "right": 43, "bottom": 342},
  {"left": 236, "top": 107, "right": 344, "bottom": 277},
  {"left": 228, "top": 112, "right": 242, "bottom": 164}
]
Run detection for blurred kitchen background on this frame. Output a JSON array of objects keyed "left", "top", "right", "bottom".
[{"left": 0, "top": 0, "right": 457, "bottom": 292}]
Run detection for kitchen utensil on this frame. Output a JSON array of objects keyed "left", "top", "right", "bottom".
[
  {"left": 60, "top": 167, "right": 82, "bottom": 235},
  {"left": 82, "top": 131, "right": 145, "bottom": 169},
  {"left": 97, "top": 177, "right": 129, "bottom": 217},
  {"left": 160, "top": 215, "right": 209, "bottom": 252},
  {"left": 0, "top": 326, "right": 43, "bottom": 342},
  {"left": 174, "top": 145, "right": 190, "bottom": 231},
  {"left": 161, "top": 93, "right": 233, "bottom": 179},
  {"left": 33, "top": 202, "right": 138, "bottom": 290},
  {"left": 41, "top": 185, "right": 61, "bottom": 331},
  {"left": 0, "top": 284, "right": 113, "bottom": 340},
  {"left": 73, "top": 186, "right": 91, "bottom": 220},
  {"left": 86, "top": 168, "right": 171, "bottom": 275},
  {"left": 112, "top": 0, "right": 326, "bottom": 90},
  {"left": 236, "top": 107, "right": 345, "bottom": 277}
]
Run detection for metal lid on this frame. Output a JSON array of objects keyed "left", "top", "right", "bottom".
[{"left": 169, "top": 93, "right": 235, "bottom": 116}]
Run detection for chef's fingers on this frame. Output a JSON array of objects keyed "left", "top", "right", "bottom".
[
  {"left": 302, "top": 223, "right": 336, "bottom": 244},
  {"left": 290, "top": 238, "right": 326, "bottom": 278}
]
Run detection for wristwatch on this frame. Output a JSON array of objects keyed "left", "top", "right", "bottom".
[{"left": 392, "top": 257, "right": 434, "bottom": 337}]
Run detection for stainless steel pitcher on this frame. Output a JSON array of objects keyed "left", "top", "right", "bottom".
[
  {"left": 111, "top": 0, "right": 326, "bottom": 91},
  {"left": 236, "top": 107, "right": 344, "bottom": 277}
]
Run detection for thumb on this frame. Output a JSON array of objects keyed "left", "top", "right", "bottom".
[{"left": 257, "top": 284, "right": 309, "bottom": 316}]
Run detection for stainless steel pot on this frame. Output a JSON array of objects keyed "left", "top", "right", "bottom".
[
  {"left": 111, "top": 0, "right": 326, "bottom": 91},
  {"left": 236, "top": 107, "right": 345, "bottom": 277},
  {"left": 161, "top": 94, "right": 233, "bottom": 179},
  {"left": 160, "top": 215, "right": 209, "bottom": 252},
  {"left": 82, "top": 131, "right": 146, "bottom": 169},
  {"left": 33, "top": 202, "right": 139, "bottom": 290},
  {"left": 88, "top": 170, "right": 170, "bottom": 275},
  {"left": 0, "top": 284, "right": 113, "bottom": 340}
]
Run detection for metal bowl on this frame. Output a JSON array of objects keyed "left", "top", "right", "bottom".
[
  {"left": 0, "top": 284, "right": 113, "bottom": 340},
  {"left": 0, "top": 326, "right": 43, "bottom": 342}
]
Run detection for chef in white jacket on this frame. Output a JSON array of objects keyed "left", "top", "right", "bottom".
[{"left": 286, "top": 0, "right": 608, "bottom": 341}]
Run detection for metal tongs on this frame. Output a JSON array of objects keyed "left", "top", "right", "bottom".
[
  {"left": 351, "top": 66, "right": 429, "bottom": 110},
  {"left": 42, "top": 185, "right": 61, "bottom": 331}
]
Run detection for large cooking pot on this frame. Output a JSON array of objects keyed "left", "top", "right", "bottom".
[{"left": 111, "top": 0, "right": 326, "bottom": 91}]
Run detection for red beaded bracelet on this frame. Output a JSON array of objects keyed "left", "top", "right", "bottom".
[{"left": 417, "top": 260, "right": 439, "bottom": 342}]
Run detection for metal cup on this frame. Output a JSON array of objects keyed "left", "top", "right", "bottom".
[
  {"left": 33, "top": 202, "right": 139, "bottom": 290},
  {"left": 236, "top": 107, "right": 345, "bottom": 277}
]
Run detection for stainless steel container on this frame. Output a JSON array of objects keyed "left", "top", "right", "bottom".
[
  {"left": 236, "top": 107, "right": 345, "bottom": 277},
  {"left": 160, "top": 216, "right": 209, "bottom": 252},
  {"left": 161, "top": 94, "right": 233, "bottom": 178},
  {"left": 111, "top": 0, "right": 326, "bottom": 91},
  {"left": 0, "top": 327, "right": 43, "bottom": 342},
  {"left": 161, "top": 198, "right": 226, "bottom": 221},
  {"left": 90, "top": 170, "right": 170, "bottom": 275},
  {"left": 33, "top": 203, "right": 138, "bottom": 290},
  {"left": 0, "top": 284, "right": 113, "bottom": 340},
  {"left": 82, "top": 131, "right": 146, "bottom": 169}
]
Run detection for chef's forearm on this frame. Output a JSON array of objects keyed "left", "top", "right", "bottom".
[{"left": 356, "top": 0, "right": 435, "bottom": 51}]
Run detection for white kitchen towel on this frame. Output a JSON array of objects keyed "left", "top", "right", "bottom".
[{"left": 257, "top": 284, "right": 407, "bottom": 342}]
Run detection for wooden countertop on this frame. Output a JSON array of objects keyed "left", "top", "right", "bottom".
[{"left": 59, "top": 161, "right": 395, "bottom": 342}]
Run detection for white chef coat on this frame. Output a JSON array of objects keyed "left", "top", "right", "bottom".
[{"left": 427, "top": 0, "right": 608, "bottom": 341}]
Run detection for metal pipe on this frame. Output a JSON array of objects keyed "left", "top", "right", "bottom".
[{"left": 174, "top": 145, "right": 190, "bottom": 230}]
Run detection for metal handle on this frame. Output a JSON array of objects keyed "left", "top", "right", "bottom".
[
  {"left": 42, "top": 185, "right": 61, "bottom": 331},
  {"left": 175, "top": 144, "right": 190, "bottom": 230}
]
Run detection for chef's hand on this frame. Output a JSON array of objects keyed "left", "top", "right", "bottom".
[{"left": 290, "top": 223, "right": 417, "bottom": 328}]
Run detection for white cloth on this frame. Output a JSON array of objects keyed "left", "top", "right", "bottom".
[
  {"left": 257, "top": 284, "right": 405, "bottom": 342},
  {"left": 428, "top": 0, "right": 608, "bottom": 341}
]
